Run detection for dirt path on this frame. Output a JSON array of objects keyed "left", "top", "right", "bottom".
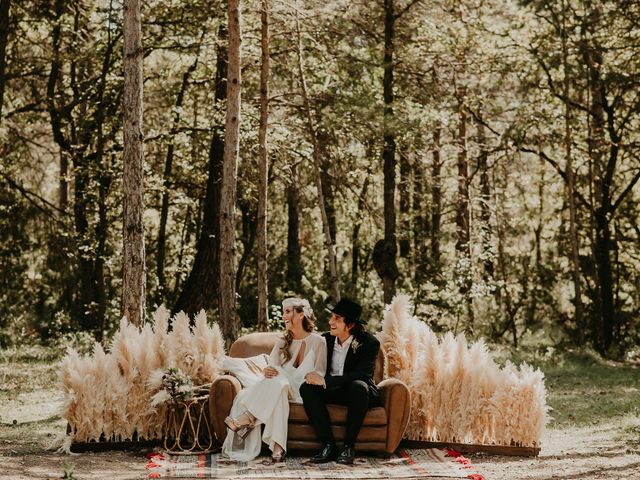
[
  {"left": 474, "top": 424, "right": 640, "bottom": 479},
  {"left": 1, "top": 388, "right": 638, "bottom": 480}
]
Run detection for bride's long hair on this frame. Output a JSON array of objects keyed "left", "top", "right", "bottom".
[{"left": 280, "top": 306, "right": 316, "bottom": 363}]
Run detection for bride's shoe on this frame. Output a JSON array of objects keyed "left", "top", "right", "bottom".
[
  {"left": 224, "top": 417, "right": 254, "bottom": 439},
  {"left": 224, "top": 413, "right": 256, "bottom": 439},
  {"left": 271, "top": 444, "right": 286, "bottom": 463}
]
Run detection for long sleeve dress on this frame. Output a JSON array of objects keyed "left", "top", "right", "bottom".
[{"left": 221, "top": 332, "right": 327, "bottom": 461}]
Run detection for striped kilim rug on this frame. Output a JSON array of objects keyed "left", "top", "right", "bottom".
[{"left": 145, "top": 449, "right": 484, "bottom": 479}]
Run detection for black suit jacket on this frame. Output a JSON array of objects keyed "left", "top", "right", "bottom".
[{"left": 323, "top": 331, "right": 380, "bottom": 395}]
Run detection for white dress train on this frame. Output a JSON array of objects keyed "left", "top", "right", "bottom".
[{"left": 221, "top": 333, "right": 327, "bottom": 462}]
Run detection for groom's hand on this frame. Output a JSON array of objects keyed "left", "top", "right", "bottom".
[
  {"left": 263, "top": 366, "right": 279, "bottom": 378},
  {"left": 304, "top": 372, "right": 325, "bottom": 387}
]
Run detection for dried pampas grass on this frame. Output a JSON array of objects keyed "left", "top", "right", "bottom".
[
  {"left": 59, "top": 308, "right": 226, "bottom": 447},
  {"left": 378, "top": 294, "right": 548, "bottom": 447}
]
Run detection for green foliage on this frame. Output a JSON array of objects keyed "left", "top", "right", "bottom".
[{"left": 0, "top": 0, "right": 638, "bottom": 358}]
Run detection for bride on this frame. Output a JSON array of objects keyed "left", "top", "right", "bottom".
[{"left": 221, "top": 297, "right": 327, "bottom": 462}]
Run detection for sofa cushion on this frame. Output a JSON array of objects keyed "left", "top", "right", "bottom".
[
  {"left": 229, "top": 332, "right": 282, "bottom": 358},
  {"left": 288, "top": 423, "right": 388, "bottom": 442},
  {"left": 288, "top": 403, "right": 387, "bottom": 426}
]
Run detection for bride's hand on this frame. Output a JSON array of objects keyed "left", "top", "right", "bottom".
[{"left": 263, "top": 366, "right": 279, "bottom": 378}]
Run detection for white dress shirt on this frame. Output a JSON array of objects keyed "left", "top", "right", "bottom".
[{"left": 330, "top": 335, "right": 353, "bottom": 376}]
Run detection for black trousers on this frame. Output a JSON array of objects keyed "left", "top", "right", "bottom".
[{"left": 299, "top": 380, "right": 380, "bottom": 447}]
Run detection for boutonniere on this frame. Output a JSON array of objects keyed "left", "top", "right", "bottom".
[{"left": 351, "top": 339, "right": 361, "bottom": 353}]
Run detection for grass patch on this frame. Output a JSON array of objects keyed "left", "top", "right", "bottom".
[
  {"left": 542, "top": 353, "right": 640, "bottom": 429},
  {"left": 0, "top": 345, "right": 61, "bottom": 402},
  {"left": 0, "top": 345, "right": 66, "bottom": 454},
  {"left": 0, "top": 416, "right": 65, "bottom": 453}
]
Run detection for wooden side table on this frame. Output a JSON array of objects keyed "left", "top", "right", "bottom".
[{"left": 164, "top": 391, "right": 216, "bottom": 454}]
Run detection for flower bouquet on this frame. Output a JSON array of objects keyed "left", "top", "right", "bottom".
[{"left": 150, "top": 367, "right": 194, "bottom": 406}]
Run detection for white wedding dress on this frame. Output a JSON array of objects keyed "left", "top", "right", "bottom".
[{"left": 221, "top": 333, "right": 327, "bottom": 461}]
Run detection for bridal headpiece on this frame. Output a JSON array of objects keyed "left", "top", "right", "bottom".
[{"left": 282, "top": 297, "right": 314, "bottom": 319}]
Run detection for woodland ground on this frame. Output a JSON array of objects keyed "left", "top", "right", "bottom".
[{"left": 0, "top": 345, "right": 638, "bottom": 480}]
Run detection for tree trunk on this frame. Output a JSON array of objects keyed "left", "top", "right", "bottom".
[
  {"left": 173, "top": 24, "right": 227, "bottom": 317},
  {"left": 156, "top": 51, "right": 200, "bottom": 306},
  {"left": 477, "top": 113, "right": 493, "bottom": 279},
  {"left": 613, "top": 220, "right": 621, "bottom": 340},
  {"left": 45, "top": 0, "right": 120, "bottom": 336},
  {"left": 95, "top": 160, "right": 109, "bottom": 341},
  {"left": 562, "top": 0, "right": 583, "bottom": 339},
  {"left": 294, "top": 6, "right": 340, "bottom": 301},
  {"left": 318, "top": 132, "right": 337, "bottom": 243},
  {"left": 286, "top": 168, "right": 302, "bottom": 293},
  {"left": 455, "top": 84, "right": 470, "bottom": 262},
  {"left": 455, "top": 80, "right": 473, "bottom": 323},
  {"left": 317, "top": 126, "right": 337, "bottom": 293},
  {"left": 47, "top": 0, "right": 70, "bottom": 216},
  {"left": 122, "top": 0, "right": 146, "bottom": 326},
  {"left": 92, "top": 30, "right": 118, "bottom": 341},
  {"left": 219, "top": 0, "right": 242, "bottom": 344},
  {"left": 399, "top": 145, "right": 411, "bottom": 258},
  {"left": 172, "top": 206, "right": 193, "bottom": 299},
  {"left": 256, "top": 0, "right": 270, "bottom": 331},
  {"left": 495, "top": 162, "right": 518, "bottom": 347},
  {"left": 594, "top": 205, "right": 614, "bottom": 352},
  {"left": 412, "top": 141, "right": 428, "bottom": 282},
  {"left": 374, "top": 0, "right": 399, "bottom": 305},
  {"left": 526, "top": 160, "right": 545, "bottom": 328},
  {"left": 431, "top": 120, "right": 442, "bottom": 270},
  {"left": 45, "top": 0, "right": 96, "bottom": 333},
  {"left": 46, "top": 0, "right": 70, "bottom": 153},
  {"left": 352, "top": 174, "right": 370, "bottom": 284},
  {"left": 236, "top": 195, "right": 257, "bottom": 292},
  {"left": 582, "top": 15, "right": 615, "bottom": 354},
  {"left": 0, "top": 0, "right": 10, "bottom": 122},
  {"left": 59, "top": 153, "right": 69, "bottom": 213},
  {"left": 74, "top": 164, "right": 99, "bottom": 332}
]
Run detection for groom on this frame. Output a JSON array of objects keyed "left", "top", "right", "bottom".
[{"left": 300, "top": 298, "right": 380, "bottom": 465}]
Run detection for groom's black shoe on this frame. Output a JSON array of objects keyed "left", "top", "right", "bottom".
[
  {"left": 336, "top": 444, "right": 355, "bottom": 465},
  {"left": 310, "top": 443, "right": 339, "bottom": 463}
]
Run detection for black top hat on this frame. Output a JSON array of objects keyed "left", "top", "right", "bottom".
[{"left": 325, "top": 297, "right": 365, "bottom": 324}]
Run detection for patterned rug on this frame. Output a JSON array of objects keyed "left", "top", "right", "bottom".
[{"left": 145, "top": 448, "right": 484, "bottom": 479}]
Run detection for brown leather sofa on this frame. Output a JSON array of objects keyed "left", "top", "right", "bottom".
[{"left": 208, "top": 331, "right": 411, "bottom": 455}]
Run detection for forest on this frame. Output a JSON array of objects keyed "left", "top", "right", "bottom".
[{"left": 0, "top": 0, "right": 638, "bottom": 360}]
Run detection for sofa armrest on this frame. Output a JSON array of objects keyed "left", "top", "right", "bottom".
[
  {"left": 378, "top": 378, "right": 411, "bottom": 454},
  {"left": 209, "top": 374, "right": 242, "bottom": 444}
]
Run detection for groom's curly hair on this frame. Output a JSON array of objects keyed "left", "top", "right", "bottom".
[
  {"left": 280, "top": 307, "right": 316, "bottom": 363},
  {"left": 347, "top": 322, "right": 365, "bottom": 335}
]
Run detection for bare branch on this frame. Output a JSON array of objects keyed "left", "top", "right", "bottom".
[
  {"left": 395, "top": 0, "right": 423, "bottom": 20},
  {"left": 532, "top": 47, "right": 592, "bottom": 116},
  {"left": 0, "top": 172, "right": 69, "bottom": 222},
  {"left": 518, "top": 145, "right": 592, "bottom": 211},
  {"left": 612, "top": 168, "right": 640, "bottom": 214},
  {"left": 466, "top": 105, "right": 593, "bottom": 211}
]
